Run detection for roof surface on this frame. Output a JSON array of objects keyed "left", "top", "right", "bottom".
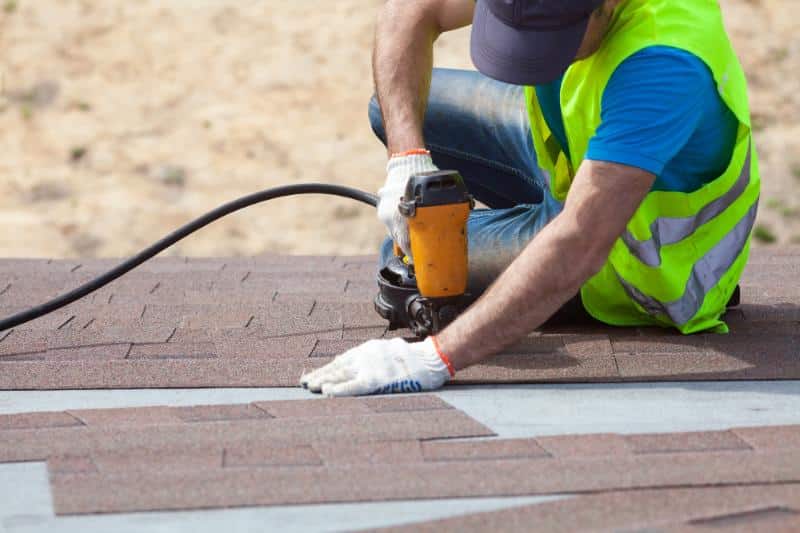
[
  {"left": 0, "top": 248, "right": 798, "bottom": 389},
  {"left": 0, "top": 394, "right": 798, "bottom": 529},
  {"left": 1, "top": 248, "right": 799, "bottom": 531}
]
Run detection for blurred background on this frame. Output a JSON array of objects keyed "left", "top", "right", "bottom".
[{"left": 0, "top": 0, "right": 797, "bottom": 258}]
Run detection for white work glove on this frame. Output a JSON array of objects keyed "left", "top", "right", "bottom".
[
  {"left": 377, "top": 151, "right": 439, "bottom": 261},
  {"left": 300, "top": 337, "right": 454, "bottom": 397}
]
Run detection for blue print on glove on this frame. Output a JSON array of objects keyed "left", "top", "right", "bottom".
[{"left": 372, "top": 379, "right": 422, "bottom": 395}]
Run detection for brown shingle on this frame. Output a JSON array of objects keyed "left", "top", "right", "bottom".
[
  {"left": 454, "top": 352, "right": 621, "bottom": 383},
  {"left": 48, "top": 455, "right": 99, "bottom": 475},
  {"left": 48, "top": 446, "right": 800, "bottom": 514},
  {"left": 127, "top": 342, "right": 217, "bottom": 360},
  {"left": 68, "top": 406, "right": 183, "bottom": 426},
  {"left": 223, "top": 444, "right": 322, "bottom": 467},
  {"left": 173, "top": 404, "right": 273, "bottom": 423},
  {"left": 4, "top": 385, "right": 800, "bottom": 521},
  {"left": 214, "top": 331, "right": 316, "bottom": 359},
  {"left": 342, "top": 326, "right": 388, "bottom": 340},
  {"left": 626, "top": 430, "right": 752, "bottom": 454},
  {"left": 265, "top": 294, "right": 316, "bottom": 318},
  {"left": 0, "top": 250, "right": 798, "bottom": 389},
  {"left": 93, "top": 448, "right": 223, "bottom": 473},
  {"left": 362, "top": 395, "right": 452, "bottom": 413},
  {"left": 536, "top": 433, "right": 631, "bottom": 458},
  {"left": 615, "top": 352, "right": 756, "bottom": 380},
  {"left": 47, "top": 325, "right": 176, "bottom": 347},
  {"left": 309, "top": 339, "right": 363, "bottom": 357},
  {"left": 732, "top": 425, "right": 800, "bottom": 450},
  {"left": 0, "top": 411, "right": 83, "bottom": 431},
  {"left": 502, "top": 334, "right": 566, "bottom": 354},
  {"left": 254, "top": 398, "right": 375, "bottom": 418},
  {"left": 422, "top": 439, "right": 550, "bottom": 461},
  {"left": 142, "top": 304, "right": 256, "bottom": 329},
  {"left": 0, "top": 358, "right": 320, "bottom": 389},
  {"left": 380, "top": 485, "right": 800, "bottom": 533},
  {"left": 0, "top": 329, "right": 48, "bottom": 356},
  {"left": 314, "top": 441, "right": 423, "bottom": 465},
  {"left": 0, "top": 401, "right": 491, "bottom": 464},
  {"left": 561, "top": 334, "right": 614, "bottom": 357}
]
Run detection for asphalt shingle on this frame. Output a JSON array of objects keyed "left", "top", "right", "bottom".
[
  {"left": 42, "top": 419, "right": 800, "bottom": 514},
  {"left": 2, "top": 396, "right": 799, "bottom": 520},
  {"left": 0, "top": 248, "right": 797, "bottom": 389},
  {"left": 377, "top": 485, "right": 800, "bottom": 533}
]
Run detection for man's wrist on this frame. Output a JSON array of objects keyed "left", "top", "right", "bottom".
[
  {"left": 432, "top": 328, "right": 468, "bottom": 372},
  {"left": 386, "top": 131, "right": 427, "bottom": 156},
  {"left": 390, "top": 148, "right": 430, "bottom": 159},
  {"left": 429, "top": 335, "right": 456, "bottom": 377}
]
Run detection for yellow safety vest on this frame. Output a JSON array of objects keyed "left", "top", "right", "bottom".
[{"left": 524, "top": 0, "right": 760, "bottom": 333}]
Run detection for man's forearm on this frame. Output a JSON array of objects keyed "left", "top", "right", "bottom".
[
  {"left": 372, "top": 1, "right": 473, "bottom": 154},
  {"left": 436, "top": 160, "right": 656, "bottom": 370},
  {"left": 373, "top": 3, "right": 437, "bottom": 154},
  {"left": 437, "top": 213, "right": 599, "bottom": 369}
]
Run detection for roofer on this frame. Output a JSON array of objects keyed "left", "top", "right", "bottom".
[{"left": 301, "top": 0, "right": 760, "bottom": 396}]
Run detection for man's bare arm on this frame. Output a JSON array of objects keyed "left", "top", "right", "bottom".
[
  {"left": 437, "top": 160, "right": 656, "bottom": 369},
  {"left": 373, "top": 0, "right": 474, "bottom": 154}
]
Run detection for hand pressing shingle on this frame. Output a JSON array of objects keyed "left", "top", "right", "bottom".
[{"left": 300, "top": 337, "right": 453, "bottom": 396}]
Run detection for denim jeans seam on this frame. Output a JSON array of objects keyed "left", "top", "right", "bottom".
[{"left": 426, "top": 141, "right": 542, "bottom": 192}]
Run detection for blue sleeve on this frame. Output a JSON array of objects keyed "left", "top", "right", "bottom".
[{"left": 585, "top": 47, "right": 714, "bottom": 176}]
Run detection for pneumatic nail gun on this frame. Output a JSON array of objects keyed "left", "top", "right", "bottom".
[{"left": 374, "top": 170, "right": 475, "bottom": 338}]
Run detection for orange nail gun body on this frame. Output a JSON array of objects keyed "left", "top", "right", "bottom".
[{"left": 375, "top": 170, "right": 474, "bottom": 337}]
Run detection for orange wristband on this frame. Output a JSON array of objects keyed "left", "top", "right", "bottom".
[
  {"left": 390, "top": 148, "right": 430, "bottom": 159},
  {"left": 431, "top": 335, "right": 456, "bottom": 377}
]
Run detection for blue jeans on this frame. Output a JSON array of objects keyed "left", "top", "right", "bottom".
[{"left": 370, "top": 68, "right": 564, "bottom": 295}]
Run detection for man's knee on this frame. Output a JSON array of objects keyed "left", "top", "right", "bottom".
[{"left": 368, "top": 95, "right": 387, "bottom": 145}]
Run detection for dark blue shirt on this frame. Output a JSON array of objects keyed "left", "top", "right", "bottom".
[{"left": 534, "top": 46, "right": 739, "bottom": 193}]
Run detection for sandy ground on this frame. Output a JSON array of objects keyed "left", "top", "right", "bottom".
[{"left": 0, "top": 0, "right": 798, "bottom": 259}]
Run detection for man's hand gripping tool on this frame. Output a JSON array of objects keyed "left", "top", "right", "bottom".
[{"left": 374, "top": 170, "right": 474, "bottom": 338}]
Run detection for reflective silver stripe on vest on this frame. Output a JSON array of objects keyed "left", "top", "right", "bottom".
[
  {"left": 622, "top": 147, "right": 752, "bottom": 267},
  {"left": 616, "top": 200, "right": 758, "bottom": 326}
]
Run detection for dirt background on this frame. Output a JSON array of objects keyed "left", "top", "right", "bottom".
[{"left": 1, "top": 0, "right": 798, "bottom": 259}]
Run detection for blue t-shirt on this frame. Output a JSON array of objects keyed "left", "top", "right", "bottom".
[{"left": 534, "top": 46, "right": 739, "bottom": 193}]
